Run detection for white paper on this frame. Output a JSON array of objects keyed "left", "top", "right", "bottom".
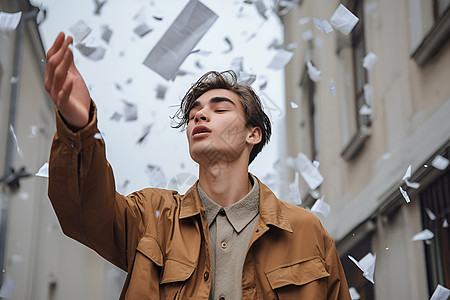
[
  {"left": 155, "top": 84, "right": 168, "bottom": 100},
  {"left": 134, "top": 23, "right": 153, "bottom": 37},
  {"left": 312, "top": 160, "right": 320, "bottom": 168},
  {"left": 443, "top": 219, "right": 449, "bottom": 228},
  {"left": 0, "top": 11, "right": 22, "bottom": 31},
  {"left": 0, "top": 277, "right": 17, "bottom": 298},
  {"left": 288, "top": 172, "right": 302, "bottom": 205},
  {"left": 122, "top": 100, "right": 138, "bottom": 122},
  {"left": 230, "top": 57, "right": 244, "bottom": 74},
  {"left": 290, "top": 101, "right": 299, "bottom": 109},
  {"left": 306, "top": 60, "right": 321, "bottom": 82},
  {"left": 36, "top": 162, "right": 49, "bottom": 178},
  {"left": 399, "top": 186, "right": 410, "bottom": 203},
  {"left": 330, "top": 3, "right": 359, "bottom": 35},
  {"left": 94, "top": 132, "right": 103, "bottom": 140},
  {"left": 411, "top": 229, "right": 434, "bottom": 241},
  {"left": 254, "top": 0, "right": 268, "bottom": 19},
  {"left": 362, "top": 52, "right": 378, "bottom": 70},
  {"left": 100, "top": 25, "right": 113, "bottom": 43},
  {"left": 359, "top": 104, "right": 372, "bottom": 116},
  {"left": 431, "top": 155, "right": 449, "bottom": 170},
  {"left": 292, "top": 152, "right": 324, "bottom": 190},
  {"left": 311, "top": 196, "right": 330, "bottom": 218},
  {"left": 143, "top": 0, "right": 218, "bottom": 80},
  {"left": 363, "top": 84, "right": 373, "bottom": 106},
  {"left": 267, "top": 49, "right": 294, "bottom": 70},
  {"left": 298, "top": 16, "right": 310, "bottom": 25},
  {"left": 145, "top": 164, "right": 167, "bottom": 188},
  {"left": 430, "top": 284, "right": 450, "bottom": 300},
  {"left": 425, "top": 208, "right": 436, "bottom": 221},
  {"left": 313, "top": 17, "right": 333, "bottom": 34},
  {"left": 222, "top": 36, "right": 233, "bottom": 53},
  {"left": 302, "top": 29, "right": 313, "bottom": 41},
  {"left": 330, "top": 79, "right": 336, "bottom": 95},
  {"left": 405, "top": 179, "right": 420, "bottom": 189},
  {"left": 349, "top": 287, "right": 361, "bottom": 300},
  {"left": 69, "top": 19, "right": 92, "bottom": 42},
  {"left": 403, "top": 165, "right": 412, "bottom": 181},
  {"left": 238, "top": 72, "right": 256, "bottom": 85},
  {"left": 348, "top": 252, "right": 376, "bottom": 284}
]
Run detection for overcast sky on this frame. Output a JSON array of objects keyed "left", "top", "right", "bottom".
[{"left": 34, "top": 0, "right": 288, "bottom": 196}]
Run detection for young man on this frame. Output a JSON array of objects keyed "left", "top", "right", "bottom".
[{"left": 45, "top": 32, "right": 351, "bottom": 299}]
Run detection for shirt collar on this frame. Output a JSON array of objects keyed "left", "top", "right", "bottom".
[{"left": 197, "top": 174, "right": 260, "bottom": 233}]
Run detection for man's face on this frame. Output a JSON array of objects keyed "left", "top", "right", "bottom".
[{"left": 186, "top": 89, "right": 253, "bottom": 168}]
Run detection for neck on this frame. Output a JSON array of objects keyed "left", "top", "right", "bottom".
[{"left": 198, "top": 156, "right": 252, "bottom": 207}]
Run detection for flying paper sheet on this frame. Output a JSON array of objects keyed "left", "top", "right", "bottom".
[
  {"left": 94, "top": 132, "right": 103, "bottom": 140},
  {"left": 222, "top": 36, "right": 233, "bottom": 53},
  {"left": 348, "top": 252, "right": 376, "bottom": 284},
  {"left": 230, "top": 57, "right": 244, "bottom": 74},
  {"left": 430, "top": 284, "right": 450, "bottom": 300},
  {"left": 122, "top": 100, "right": 138, "bottom": 121},
  {"left": 69, "top": 20, "right": 92, "bottom": 42},
  {"left": 238, "top": 72, "right": 257, "bottom": 85},
  {"left": 298, "top": 16, "right": 310, "bottom": 25},
  {"left": 307, "top": 60, "right": 321, "bottom": 82},
  {"left": 36, "top": 162, "right": 49, "bottom": 178},
  {"left": 330, "top": 79, "right": 336, "bottom": 95},
  {"left": 425, "top": 208, "right": 436, "bottom": 221},
  {"left": 349, "top": 287, "right": 361, "bottom": 300},
  {"left": 399, "top": 186, "right": 411, "bottom": 203},
  {"left": 136, "top": 124, "right": 153, "bottom": 145},
  {"left": 359, "top": 104, "right": 372, "bottom": 116},
  {"left": 290, "top": 101, "right": 299, "bottom": 109},
  {"left": 0, "top": 277, "right": 17, "bottom": 298},
  {"left": 143, "top": 0, "right": 218, "bottom": 80},
  {"left": 255, "top": 0, "right": 268, "bottom": 19},
  {"left": 288, "top": 172, "right": 302, "bottom": 205},
  {"left": 267, "top": 49, "right": 294, "bottom": 70},
  {"left": 302, "top": 30, "right": 313, "bottom": 41},
  {"left": 0, "top": 11, "right": 22, "bottom": 31},
  {"left": 134, "top": 23, "right": 153, "bottom": 38},
  {"left": 291, "top": 152, "right": 324, "bottom": 190},
  {"left": 330, "top": 3, "right": 359, "bottom": 35},
  {"left": 431, "top": 155, "right": 449, "bottom": 170},
  {"left": 363, "top": 84, "right": 373, "bottom": 106},
  {"left": 443, "top": 219, "right": 449, "bottom": 228},
  {"left": 402, "top": 165, "right": 420, "bottom": 189},
  {"left": 145, "top": 164, "right": 167, "bottom": 188},
  {"left": 311, "top": 196, "right": 330, "bottom": 218},
  {"left": 100, "top": 25, "right": 113, "bottom": 43},
  {"left": 94, "top": 0, "right": 107, "bottom": 15},
  {"left": 155, "top": 84, "right": 168, "bottom": 100},
  {"left": 411, "top": 229, "right": 434, "bottom": 241},
  {"left": 362, "top": 52, "right": 378, "bottom": 70},
  {"left": 313, "top": 17, "right": 333, "bottom": 34}
]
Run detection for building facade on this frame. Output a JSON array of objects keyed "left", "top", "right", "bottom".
[
  {"left": 282, "top": 0, "right": 449, "bottom": 299},
  {"left": 0, "top": 1, "right": 125, "bottom": 299}
]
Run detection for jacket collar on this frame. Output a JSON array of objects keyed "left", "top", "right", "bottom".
[{"left": 179, "top": 176, "right": 293, "bottom": 233}]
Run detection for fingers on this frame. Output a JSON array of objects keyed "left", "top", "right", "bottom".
[
  {"left": 45, "top": 34, "right": 74, "bottom": 101},
  {"left": 52, "top": 41, "right": 74, "bottom": 100}
]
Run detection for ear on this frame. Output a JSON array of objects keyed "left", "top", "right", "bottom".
[{"left": 246, "top": 126, "right": 262, "bottom": 146}]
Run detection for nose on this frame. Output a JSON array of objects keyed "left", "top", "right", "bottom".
[{"left": 194, "top": 108, "right": 209, "bottom": 123}]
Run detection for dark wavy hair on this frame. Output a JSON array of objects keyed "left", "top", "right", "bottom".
[{"left": 172, "top": 70, "right": 271, "bottom": 165}]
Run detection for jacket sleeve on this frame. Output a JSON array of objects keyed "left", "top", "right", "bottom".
[
  {"left": 48, "top": 102, "right": 151, "bottom": 271},
  {"left": 325, "top": 239, "right": 351, "bottom": 300}
]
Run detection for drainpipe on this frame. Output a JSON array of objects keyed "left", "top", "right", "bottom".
[{"left": 0, "top": 7, "right": 38, "bottom": 286}]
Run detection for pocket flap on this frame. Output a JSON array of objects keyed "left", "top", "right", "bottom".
[
  {"left": 136, "top": 236, "right": 163, "bottom": 267},
  {"left": 161, "top": 259, "right": 196, "bottom": 284},
  {"left": 265, "top": 256, "right": 330, "bottom": 289}
]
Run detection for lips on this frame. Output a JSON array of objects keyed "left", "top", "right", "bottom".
[{"left": 192, "top": 125, "right": 211, "bottom": 137}]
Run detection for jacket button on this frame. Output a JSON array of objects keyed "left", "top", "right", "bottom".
[
  {"left": 203, "top": 271, "right": 209, "bottom": 281},
  {"left": 219, "top": 208, "right": 225, "bottom": 216},
  {"left": 69, "top": 139, "right": 76, "bottom": 148},
  {"left": 221, "top": 242, "right": 227, "bottom": 249},
  {"left": 219, "top": 297, "right": 225, "bottom": 300}
]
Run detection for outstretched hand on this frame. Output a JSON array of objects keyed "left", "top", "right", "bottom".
[{"left": 44, "top": 32, "right": 91, "bottom": 129}]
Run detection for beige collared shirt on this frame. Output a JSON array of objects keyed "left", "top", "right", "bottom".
[{"left": 197, "top": 174, "right": 260, "bottom": 300}]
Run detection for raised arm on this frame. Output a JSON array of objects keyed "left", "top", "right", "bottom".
[
  {"left": 44, "top": 32, "right": 90, "bottom": 129},
  {"left": 45, "top": 33, "right": 150, "bottom": 271}
]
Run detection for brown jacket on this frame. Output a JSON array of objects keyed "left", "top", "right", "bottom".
[{"left": 48, "top": 106, "right": 351, "bottom": 299}]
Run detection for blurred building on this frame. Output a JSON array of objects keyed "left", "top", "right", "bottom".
[
  {"left": 0, "top": 1, "right": 125, "bottom": 299},
  {"left": 282, "top": 0, "right": 449, "bottom": 299}
]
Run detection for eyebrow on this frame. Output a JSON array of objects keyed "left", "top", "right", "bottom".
[{"left": 190, "top": 96, "right": 236, "bottom": 110}]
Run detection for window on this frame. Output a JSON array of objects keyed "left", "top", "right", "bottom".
[
  {"left": 337, "top": 0, "right": 372, "bottom": 161},
  {"left": 341, "top": 234, "right": 375, "bottom": 300},
  {"left": 410, "top": 0, "right": 450, "bottom": 66},
  {"left": 419, "top": 165, "right": 450, "bottom": 297}
]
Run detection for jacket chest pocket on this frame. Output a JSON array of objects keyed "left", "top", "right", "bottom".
[
  {"left": 265, "top": 256, "right": 330, "bottom": 300},
  {"left": 136, "top": 236, "right": 196, "bottom": 299}
]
